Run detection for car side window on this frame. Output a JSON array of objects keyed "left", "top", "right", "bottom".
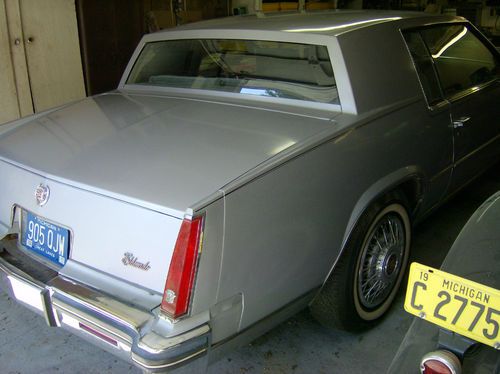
[
  {"left": 403, "top": 31, "right": 444, "bottom": 106},
  {"left": 419, "top": 24, "right": 499, "bottom": 98}
]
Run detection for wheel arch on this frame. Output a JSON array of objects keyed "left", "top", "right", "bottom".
[{"left": 321, "top": 166, "right": 425, "bottom": 287}]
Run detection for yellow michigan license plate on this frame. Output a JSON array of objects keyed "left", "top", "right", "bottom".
[{"left": 404, "top": 262, "right": 500, "bottom": 348}]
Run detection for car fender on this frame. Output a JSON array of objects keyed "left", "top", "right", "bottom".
[{"left": 322, "top": 166, "right": 424, "bottom": 285}]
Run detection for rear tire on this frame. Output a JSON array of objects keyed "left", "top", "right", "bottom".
[{"left": 310, "top": 192, "right": 411, "bottom": 331}]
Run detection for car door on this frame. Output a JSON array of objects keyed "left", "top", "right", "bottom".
[
  {"left": 419, "top": 24, "right": 500, "bottom": 191},
  {"left": 402, "top": 30, "right": 454, "bottom": 207}
]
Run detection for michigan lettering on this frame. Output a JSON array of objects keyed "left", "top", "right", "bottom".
[{"left": 442, "top": 279, "right": 490, "bottom": 303}]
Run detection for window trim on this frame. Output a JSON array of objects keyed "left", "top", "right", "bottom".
[
  {"left": 445, "top": 79, "right": 499, "bottom": 104},
  {"left": 400, "top": 29, "right": 445, "bottom": 109},
  {"left": 123, "top": 37, "right": 340, "bottom": 108},
  {"left": 401, "top": 21, "right": 500, "bottom": 110}
]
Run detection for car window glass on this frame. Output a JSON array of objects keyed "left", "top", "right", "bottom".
[
  {"left": 420, "top": 24, "right": 499, "bottom": 97},
  {"left": 127, "top": 39, "right": 339, "bottom": 104},
  {"left": 403, "top": 31, "right": 443, "bottom": 106}
]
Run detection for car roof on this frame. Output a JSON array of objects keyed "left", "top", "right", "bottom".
[{"left": 163, "top": 10, "right": 456, "bottom": 37}]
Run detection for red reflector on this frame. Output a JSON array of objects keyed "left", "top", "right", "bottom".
[
  {"left": 420, "top": 350, "right": 461, "bottom": 374},
  {"left": 79, "top": 322, "right": 118, "bottom": 346},
  {"left": 161, "top": 216, "right": 203, "bottom": 319},
  {"left": 422, "top": 360, "right": 453, "bottom": 374}
]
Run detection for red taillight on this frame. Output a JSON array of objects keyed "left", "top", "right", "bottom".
[
  {"left": 420, "top": 350, "right": 461, "bottom": 374},
  {"left": 161, "top": 216, "right": 203, "bottom": 319}
]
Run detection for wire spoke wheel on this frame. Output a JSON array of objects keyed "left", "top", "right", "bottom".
[
  {"left": 310, "top": 193, "right": 411, "bottom": 330},
  {"left": 357, "top": 213, "right": 405, "bottom": 309},
  {"left": 353, "top": 202, "right": 411, "bottom": 321}
]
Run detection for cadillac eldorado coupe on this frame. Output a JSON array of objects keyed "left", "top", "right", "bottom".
[{"left": 0, "top": 10, "right": 499, "bottom": 373}]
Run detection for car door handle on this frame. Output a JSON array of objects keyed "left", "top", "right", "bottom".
[{"left": 452, "top": 117, "right": 471, "bottom": 128}]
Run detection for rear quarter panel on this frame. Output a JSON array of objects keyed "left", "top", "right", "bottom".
[
  {"left": 216, "top": 95, "right": 453, "bottom": 332},
  {"left": 196, "top": 19, "right": 458, "bottom": 337}
]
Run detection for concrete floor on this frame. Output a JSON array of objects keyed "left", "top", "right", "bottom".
[{"left": 1, "top": 162, "right": 499, "bottom": 374}]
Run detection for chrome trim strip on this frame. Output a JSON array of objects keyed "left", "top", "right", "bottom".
[
  {"left": 137, "top": 324, "right": 211, "bottom": 355},
  {"left": 132, "top": 347, "right": 208, "bottom": 370},
  {"left": 132, "top": 324, "right": 211, "bottom": 370},
  {"left": 52, "top": 295, "right": 134, "bottom": 345},
  {"left": 48, "top": 275, "right": 152, "bottom": 333},
  {"left": 454, "top": 133, "right": 500, "bottom": 168},
  {"left": 447, "top": 79, "right": 499, "bottom": 104}
]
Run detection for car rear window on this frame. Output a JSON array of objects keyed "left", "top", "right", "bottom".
[{"left": 126, "top": 39, "right": 339, "bottom": 104}]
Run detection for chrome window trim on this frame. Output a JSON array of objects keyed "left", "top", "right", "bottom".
[
  {"left": 119, "top": 29, "right": 358, "bottom": 114},
  {"left": 445, "top": 78, "right": 499, "bottom": 104},
  {"left": 399, "top": 28, "right": 446, "bottom": 111},
  {"left": 122, "top": 83, "right": 343, "bottom": 112},
  {"left": 401, "top": 21, "right": 500, "bottom": 111}
]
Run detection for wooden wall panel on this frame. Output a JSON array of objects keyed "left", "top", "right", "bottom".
[
  {"left": 3, "top": 0, "right": 33, "bottom": 119},
  {"left": 77, "top": 0, "right": 144, "bottom": 95},
  {"left": 0, "top": 0, "right": 21, "bottom": 124},
  {"left": 20, "top": 0, "right": 86, "bottom": 112}
]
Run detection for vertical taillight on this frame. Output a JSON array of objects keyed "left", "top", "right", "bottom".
[{"left": 161, "top": 216, "right": 203, "bottom": 319}]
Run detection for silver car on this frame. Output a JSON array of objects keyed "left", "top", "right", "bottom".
[{"left": 0, "top": 10, "right": 499, "bottom": 373}]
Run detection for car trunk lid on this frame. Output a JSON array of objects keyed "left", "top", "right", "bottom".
[
  {"left": 0, "top": 92, "right": 335, "bottom": 294},
  {"left": 0, "top": 92, "right": 335, "bottom": 214}
]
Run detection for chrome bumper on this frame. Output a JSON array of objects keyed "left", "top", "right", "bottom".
[{"left": 0, "top": 238, "right": 210, "bottom": 372}]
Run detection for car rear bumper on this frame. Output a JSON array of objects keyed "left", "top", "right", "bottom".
[{"left": 0, "top": 236, "right": 211, "bottom": 373}]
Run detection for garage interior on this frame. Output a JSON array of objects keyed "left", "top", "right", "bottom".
[
  {"left": 1, "top": 0, "right": 499, "bottom": 126},
  {"left": 1, "top": 1, "right": 499, "bottom": 373}
]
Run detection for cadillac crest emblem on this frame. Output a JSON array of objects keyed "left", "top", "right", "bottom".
[{"left": 35, "top": 184, "right": 50, "bottom": 206}]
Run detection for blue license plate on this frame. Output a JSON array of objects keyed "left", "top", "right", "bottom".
[{"left": 21, "top": 212, "right": 69, "bottom": 267}]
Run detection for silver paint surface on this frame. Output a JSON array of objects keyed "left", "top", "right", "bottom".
[
  {"left": 0, "top": 10, "right": 499, "bottom": 372},
  {"left": 0, "top": 93, "right": 334, "bottom": 215}
]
